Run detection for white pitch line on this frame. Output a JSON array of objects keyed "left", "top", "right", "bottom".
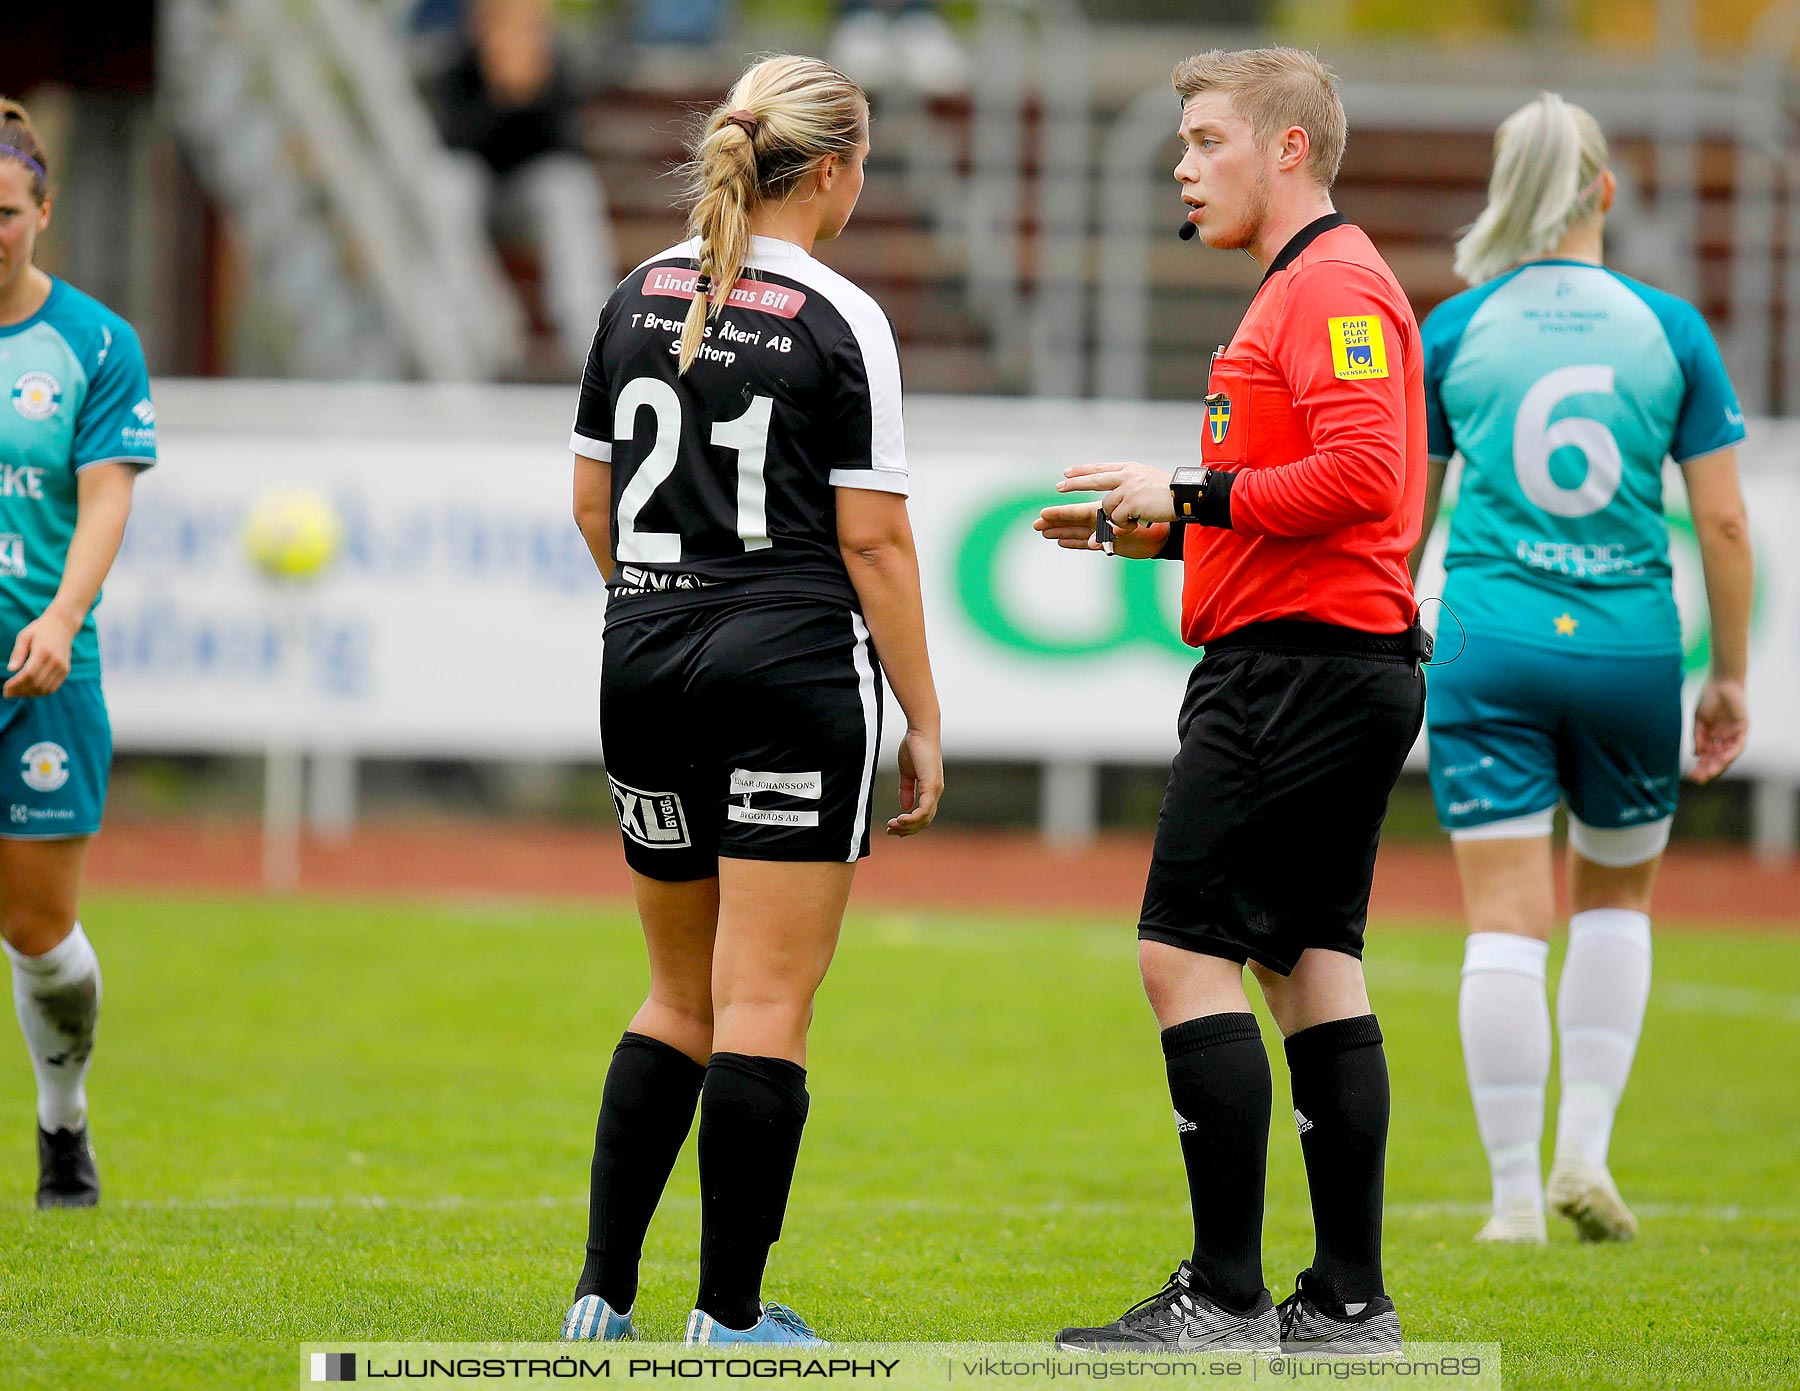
[
  {"left": 1387, "top": 1200, "right": 1797, "bottom": 1222},
  {"left": 1366, "top": 959, "right": 1800, "bottom": 1024},
  {"left": 1656, "top": 981, "right": 1800, "bottom": 1023},
  {"left": 104, "top": 1193, "right": 1800, "bottom": 1223},
  {"left": 109, "top": 1194, "right": 581, "bottom": 1213},
  {"left": 860, "top": 936, "right": 1800, "bottom": 1025}
]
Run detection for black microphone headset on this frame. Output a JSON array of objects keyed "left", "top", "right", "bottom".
[{"left": 1178, "top": 220, "right": 1197, "bottom": 241}]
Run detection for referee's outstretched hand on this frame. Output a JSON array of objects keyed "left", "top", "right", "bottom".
[
  {"left": 1034, "top": 501, "right": 1167, "bottom": 560},
  {"left": 1058, "top": 462, "right": 1177, "bottom": 528},
  {"left": 888, "top": 726, "right": 943, "bottom": 836},
  {"left": 1690, "top": 677, "right": 1749, "bottom": 784},
  {"left": 1037, "top": 461, "right": 1176, "bottom": 559}
]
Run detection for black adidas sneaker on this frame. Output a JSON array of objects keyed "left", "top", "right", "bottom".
[
  {"left": 1057, "top": 1261, "right": 1278, "bottom": 1354},
  {"left": 37, "top": 1125, "right": 100, "bottom": 1209},
  {"left": 1275, "top": 1269, "right": 1400, "bottom": 1355}
]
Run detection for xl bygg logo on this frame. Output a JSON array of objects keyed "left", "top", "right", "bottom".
[{"left": 609, "top": 778, "right": 691, "bottom": 850}]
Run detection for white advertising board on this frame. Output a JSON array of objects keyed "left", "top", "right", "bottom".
[{"left": 100, "top": 383, "right": 1800, "bottom": 777}]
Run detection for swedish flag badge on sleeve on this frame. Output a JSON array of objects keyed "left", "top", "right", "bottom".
[{"left": 1328, "top": 316, "right": 1389, "bottom": 380}]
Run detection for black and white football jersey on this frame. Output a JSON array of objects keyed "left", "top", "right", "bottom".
[{"left": 571, "top": 234, "right": 908, "bottom": 615}]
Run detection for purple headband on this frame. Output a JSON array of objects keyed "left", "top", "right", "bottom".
[{"left": 0, "top": 143, "right": 46, "bottom": 186}]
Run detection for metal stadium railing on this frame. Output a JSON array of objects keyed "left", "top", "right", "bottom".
[
  {"left": 160, "top": 0, "right": 523, "bottom": 381},
  {"left": 884, "top": 0, "right": 1095, "bottom": 399},
  {"left": 1096, "top": 78, "right": 1799, "bottom": 409}
]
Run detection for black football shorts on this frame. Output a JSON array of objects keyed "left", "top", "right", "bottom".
[
  {"left": 1137, "top": 620, "right": 1426, "bottom": 975},
  {"left": 600, "top": 596, "right": 884, "bottom": 880}
]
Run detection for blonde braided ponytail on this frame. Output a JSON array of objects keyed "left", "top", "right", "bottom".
[{"left": 677, "top": 56, "right": 866, "bottom": 375}]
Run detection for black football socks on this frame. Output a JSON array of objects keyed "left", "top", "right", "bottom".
[
  {"left": 1162, "top": 1011, "right": 1271, "bottom": 1312},
  {"left": 696, "top": 1053, "right": 811, "bottom": 1331},
  {"left": 1284, "top": 1014, "right": 1390, "bottom": 1308},
  {"left": 576, "top": 1032, "right": 707, "bottom": 1311}
]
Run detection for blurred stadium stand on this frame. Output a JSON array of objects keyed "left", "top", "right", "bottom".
[
  {"left": 11, "top": 2, "right": 1785, "bottom": 409},
  {"left": 586, "top": 84, "right": 1006, "bottom": 393}
]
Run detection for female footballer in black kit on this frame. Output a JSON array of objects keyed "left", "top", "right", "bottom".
[{"left": 561, "top": 56, "right": 942, "bottom": 1347}]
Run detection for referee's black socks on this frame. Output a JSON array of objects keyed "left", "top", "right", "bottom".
[
  {"left": 1162, "top": 1012, "right": 1270, "bottom": 1313},
  {"left": 1284, "top": 1014, "right": 1390, "bottom": 1307},
  {"left": 696, "top": 1052, "right": 810, "bottom": 1331},
  {"left": 577, "top": 1031, "right": 707, "bottom": 1311}
]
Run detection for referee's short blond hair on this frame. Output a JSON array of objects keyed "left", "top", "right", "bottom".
[{"left": 1172, "top": 48, "right": 1346, "bottom": 191}]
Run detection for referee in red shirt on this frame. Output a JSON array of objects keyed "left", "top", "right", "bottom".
[{"left": 1039, "top": 49, "right": 1426, "bottom": 1357}]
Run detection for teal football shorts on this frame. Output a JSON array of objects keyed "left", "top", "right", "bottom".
[
  {"left": 0, "top": 679, "right": 112, "bottom": 839},
  {"left": 1427, "top": 633, "right": 1681, "bottom": 835}
]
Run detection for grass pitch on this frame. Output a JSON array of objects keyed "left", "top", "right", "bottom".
[{"left": 1, "top": 892, "right": 1797, "bottom": 1389}]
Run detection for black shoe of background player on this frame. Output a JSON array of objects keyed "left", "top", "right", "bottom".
[
  {"left": 1056, "top": 1260, "right": 1277, "bottom": 1354},
  {"left": 37, "top": 1125, "right": 100, "bottom": 1209},
  {"left": 1275, "top": 1268, "right": 1400, "bottom": 1355}
]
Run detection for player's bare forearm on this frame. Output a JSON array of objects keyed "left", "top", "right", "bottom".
[
  {"left": 8, "top": 464, "right": 135, "bottom": 697},
  {"left": 1696, "top": 522, "right": 1753, "bottom": 683},
  {"left": 577, "top": 515, "right": 614, "bottom": 581},
  {"left": 1685, "top": 448, "right": 1753, "bottom": 683},
  {"left": 572, "top": 455, "right": 614, "bottom": 581},
  {"left": 839, "top": 491, "right": 943, "bottom": 835},
  {"left": 840, "top": 530, "right": 940, "bottom": 737},
  {"left": 50, "top": 463, "right": 136, "bottom": 628}
]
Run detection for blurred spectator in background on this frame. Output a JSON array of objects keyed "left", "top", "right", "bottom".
[
  {"left": 625, "top": 0, "right": 731, "bottom": 89},
  {"left": 828, "top": 0, "right": 967, "bottom": 98},
  {"left": 633, "top": 0, "right": 728, "bottom": 49},
  {"left": 622, "top": 0, "right": 967, "bottom": 97},
  {"left": 411, "top": 0, "right": 468, "bottom": 34},
  {"left": 424, "top": 0, "right": 616, "bottom": 368}
]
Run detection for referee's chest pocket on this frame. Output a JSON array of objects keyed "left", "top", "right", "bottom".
[{"left": 1201, "top": 360, "right": 1251, "bottom": 467}]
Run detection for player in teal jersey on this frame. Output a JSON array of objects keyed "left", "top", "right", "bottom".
[
  {"left": 0, "top": 100, "right": 155, "bottom": 1208},
  {"left": 1415, "top": 95, "right": 1753, "bottom": 1246}
]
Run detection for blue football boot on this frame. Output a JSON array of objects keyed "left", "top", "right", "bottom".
[
  {"left": 684, "top": 1302, "right": 825, "bottom": 1346},
  {"left": 561, "top": 1294, "right": 634, "bottom": 1341}
]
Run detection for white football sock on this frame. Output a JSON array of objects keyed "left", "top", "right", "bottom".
[
  {"left": 1554, "top": 909, "right": 1651, "bottom": 1172},
  {"left": 5, "top": 923, "right": 101, "bottom": 1132},
  {"left": 1460, "top": 932, "right": 1550, "bottom": 1215}
]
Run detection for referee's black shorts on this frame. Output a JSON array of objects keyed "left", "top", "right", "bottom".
[{"left": 1138, "top": 620, "right": 1426, "bottom": 975}]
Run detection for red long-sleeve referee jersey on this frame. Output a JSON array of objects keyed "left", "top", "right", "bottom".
[{"left": 1180, "top": 214, "right": 1425, "bottom": 648}]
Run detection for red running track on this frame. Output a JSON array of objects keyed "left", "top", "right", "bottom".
[{"left": 84, "top": 820, "right": 1800, "bottom": 928}]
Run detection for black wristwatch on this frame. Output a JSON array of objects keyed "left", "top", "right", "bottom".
[
  {"left": 1170, "top": 465, "right": 1235, "bottom": 528},
  {"left": 1170, "top": 466, "right": 1210, "bottom": 519}
]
